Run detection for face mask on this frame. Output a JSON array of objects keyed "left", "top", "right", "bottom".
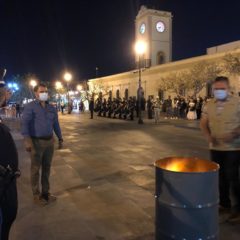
[
  {"left": 213, "top": 90, "right": 228, "bottom": 100},
  {"left": 39, "top": 92, "right": 48, "bottom": 101}
]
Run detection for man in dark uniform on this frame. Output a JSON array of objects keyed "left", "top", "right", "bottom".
[
  {"left": 89, "top": 97, "right": 94, "bottom": 119},
  {"left": 0, "top": 69, "right": 19, "bottom": 240}
]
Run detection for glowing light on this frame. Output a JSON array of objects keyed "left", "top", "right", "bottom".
[
  {"left": 30, "top": 79, "right": 37, "bottom": 88},
  {"left": 135, "top": 41, "right": 147, "bottom": 55},
  {"left": 76, "top": 84, "right": 83, "bottom": 91},
  {"left": 55, "top": 81, "right": 63, "bottom": 90},
  {"left": 63, "top": 72, "right": 72, "bottom": 82}
]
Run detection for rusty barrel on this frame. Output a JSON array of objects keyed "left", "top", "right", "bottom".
[{"left": 155, "top": 157, "right": 219, "bottom": 240}]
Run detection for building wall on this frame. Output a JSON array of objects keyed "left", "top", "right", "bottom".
[{"left": 88, "top": 49, "right": 240, "bottom": 100}]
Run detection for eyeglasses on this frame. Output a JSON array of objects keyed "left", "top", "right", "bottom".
[{"left": 39, "top": 91, "right": 48, "bottom": 93}]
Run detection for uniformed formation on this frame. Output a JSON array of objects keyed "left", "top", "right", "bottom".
[{"left": 94, "top": 97, "right": 143, "bottom": 120}]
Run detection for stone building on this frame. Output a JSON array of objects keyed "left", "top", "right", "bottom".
[{"left": 88, "top": 6, "right": 240, "bottom": 100}]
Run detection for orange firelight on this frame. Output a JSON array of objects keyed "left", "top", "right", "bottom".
[{"left": 155, "top": 157, "right": 219, "bottom": 173}]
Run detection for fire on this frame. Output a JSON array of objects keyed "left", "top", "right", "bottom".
[
  {"left": 155, "top": 157, "right": 219, "bottom": 173},
  {"left": 165, "top": 161, "right": 186, "bottom": 172}
]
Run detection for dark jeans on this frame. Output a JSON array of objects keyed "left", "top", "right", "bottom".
[
  {"left": 211, "top": 150, "right": 240, "bottom": 211},
  {"left": 90, "top": 110, "right": 93, "bottom": 119},
  {"left": 1, "top": 179, "right": 18, "bottom": 240}
]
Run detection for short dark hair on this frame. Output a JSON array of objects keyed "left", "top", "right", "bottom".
[
  {"left": 34, "top": 83, "right": 47, "bottom": 92},
  {"left": 214, "top": 76, "right": 229, "bottom": 85}
]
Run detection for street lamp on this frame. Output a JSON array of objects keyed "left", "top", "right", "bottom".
[
  {"left": 135, "top": 41, "right": 146, "bottom": 124},
  {"left": 63, "top": 72, "right": 72, "bottom": 113},
  {"left": 30, "top": 79, "right": 37, "bottom": 88},
  {"left": 76, "top": 84, "right": 83, "bottom": 92}
]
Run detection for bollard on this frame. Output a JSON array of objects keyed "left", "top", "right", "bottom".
[{"left": 155, "top": 157, "right": 219, "bottom": 240}]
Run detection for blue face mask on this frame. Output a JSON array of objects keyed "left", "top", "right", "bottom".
[{"left": 213, "top": 90, "right": 228, "bottom": 100}]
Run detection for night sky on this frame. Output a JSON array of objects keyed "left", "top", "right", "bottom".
[{"left": 0, "top": 0, "right": 240, "bottom": 82}]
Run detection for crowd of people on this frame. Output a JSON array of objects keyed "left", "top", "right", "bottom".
[
  {"left": 92, "top": 95, "right": 210, "bottom": 122},
  {"left": 0, "top": 103, "right": 22, "bottom": 119}
]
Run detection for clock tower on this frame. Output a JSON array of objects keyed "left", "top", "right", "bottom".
[{"left": 135, "top": 6, "right": 173, "bottom": 67}]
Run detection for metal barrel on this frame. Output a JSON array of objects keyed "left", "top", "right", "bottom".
[{"left": 155, "top": 157, "right": 219, "bottom": 240}]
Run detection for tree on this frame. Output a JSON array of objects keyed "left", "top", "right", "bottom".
[
  {"left": 189, "top": 61, "right": 221, "bottom": 96},
  {"left": 84, "top": 80, "right": 110, "bottom": 101},
  {"left": 223, "top": 53, "right": 240, "bottom": 76},
  {"left": 8, "top": 75, "right": 32, "bottom": 103},
  {"left": 159, "top": 70, "right": 191, "bottom": 96}
]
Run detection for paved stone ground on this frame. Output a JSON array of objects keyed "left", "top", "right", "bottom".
[{"left": 3, "top": 112, "right": 240, "bottom": 240}]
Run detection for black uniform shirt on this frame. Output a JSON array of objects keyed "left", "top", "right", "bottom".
[{"left": 0, "top": 123, "right": 18, "bottom": 171}]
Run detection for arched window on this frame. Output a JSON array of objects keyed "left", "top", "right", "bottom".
[
  {"left": 158, "top": 89, "right": 164, "bottom": 100},
  {"left": 206, "top": 81, "right": 213, "bottom": 97},
  {"left": 124, "top": 89, "right": 129, "bottom": 100},
  {"left": 157, "top": 51, "right": 165, "bottom": 65},
  {"left": 116, "top": 89, "right": 120, "bottom": 99},
  {"left": 179, "top": 85, "right": 186, "bottom": 97}
]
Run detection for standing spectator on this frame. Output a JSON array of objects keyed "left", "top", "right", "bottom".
[
  {"left": 187, "top": 98, "right": 197, "bottom": 120},
  {"left": 172, "top": 98, "right": 179, "bottom": 119},
  {"left": 165, "top": 96, "right": 172, "bottom": 119},
  {"left": 89, "top": 97, "right": 94, "bottom": 119},
  {"left": 0, "top": 74, "right": 19, "bottom": 240},
  {"left": 200, "top": 76, "right": 240, "bottom": 222},
  {"left": 79, "top": 100, "right": 84, "bottom": 113},
  {"left": 147, "top": 96, "right": 153, "bottom": 119},
  {"left": 195, "top": 97, "right": 203, "bottom": 120},
  {"left": 179, "top": 98, "right": 187, "bottom": 119},
  {"left": 21, "top": 83, "right": 63, "bottom": 205},
  {"left": 60, "top": 102, "right": 65, "bottom": 114},
  {"left": 153, "top": 96, "right": 161, "bottom": 124},
  {"left": 15, "top": 103, "right": 21, "bottom": 118}
]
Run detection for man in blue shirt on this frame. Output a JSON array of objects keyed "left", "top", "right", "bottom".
[{"left": 22, "top": 83, "right": 63, "bottom": 205}]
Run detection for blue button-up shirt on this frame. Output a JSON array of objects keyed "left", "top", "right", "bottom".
[{"left": 21, "top": 100, "right": 62, "bottom": 140}]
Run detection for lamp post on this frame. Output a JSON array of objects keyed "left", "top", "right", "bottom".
[
  {"left": 29, "top": 79, "right": 37, "bottom": 99},
  {"left": 63, "top": 72, "right": 72, "bottom": 114},
  {"left": 135, "top": 41, "right": 146, "bottom": 124},
  {"left": 55, "top": 81, "right": 63, "bottom": 111}
]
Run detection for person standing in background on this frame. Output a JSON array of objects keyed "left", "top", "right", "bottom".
[{"left": 89, "top": 97, "right": 94, "bottom": 119}]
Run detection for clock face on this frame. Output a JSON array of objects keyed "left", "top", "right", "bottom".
[
  {"left": 139, "top": 23, "right": 146, "bottom": 34},
  {"left": 156, "top": 21, "right": 165, "bottom": 32}
]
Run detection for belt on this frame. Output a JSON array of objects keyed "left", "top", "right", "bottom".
[{"left": 31, "top": 135, "right": 53, "bottom": 140}]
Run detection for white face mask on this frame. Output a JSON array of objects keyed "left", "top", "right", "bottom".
[{"left": 39, "top": 92, "right": 48, "bottom": 101}]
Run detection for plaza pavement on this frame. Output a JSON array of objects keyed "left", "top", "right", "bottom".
[{"left": 3, "top": 112, "right": 240, "bottom": 240}]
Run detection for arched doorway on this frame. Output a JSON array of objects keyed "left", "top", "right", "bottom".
[
  {"left": 206, "top": 81, "right": 212, "bottom": 97},
  {"left": 158, "top": 89, "right": 164, "bottom": 100},
  {"left": 157, "top": 51, "right": 165, "bottom": 65},
  {"left": 116, "top": 89, "right": 120, "bottom": 99},
  {"left": 109, "top": 90, "right": 112, "bottom": 100},
  {"left": 124, "top": 89, "right": 129, "bottom": 100}
]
